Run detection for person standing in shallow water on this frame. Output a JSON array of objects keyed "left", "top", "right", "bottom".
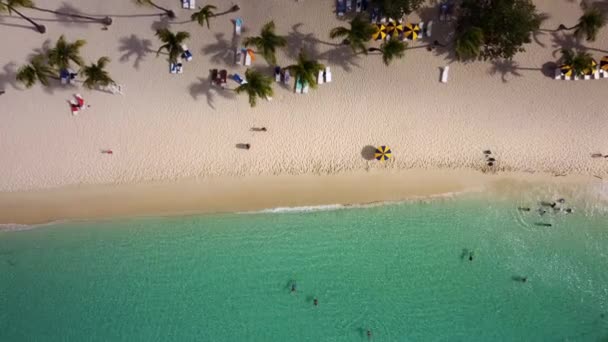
[{"left": 469, "top": 251, "right": 474, "bottom": 261}]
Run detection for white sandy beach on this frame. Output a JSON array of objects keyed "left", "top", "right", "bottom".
[{"left": 1, "top": 0, "right": 608, "bottom": 222}]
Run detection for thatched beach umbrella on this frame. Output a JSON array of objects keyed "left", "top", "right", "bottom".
[
  {"left": 403, "top": 23, "right": 420, "bottom": 40},
  {"left": 372, "top": 24, "right": 387, "bottom": 41},
  {"left": 374, "top": 146, "right": 392, "bottom": 161}
]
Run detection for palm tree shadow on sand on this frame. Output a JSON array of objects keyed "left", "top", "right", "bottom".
[
  {"left": 118, "top": 34, "right": 153, "bottom": 69},
  {"left": 202, "top": 33, "right": 236, "bottom": 66},
  {"left": 0, "top": 62, "right": 19, "bottom": 91},
  {"left": 189, "top": 73, "right": 236, "bottom": 110},
  {"left": 361, "top": 145, "right": 376, "bottom": 161}
]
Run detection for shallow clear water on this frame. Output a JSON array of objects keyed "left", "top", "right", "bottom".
[{"left": 1, "top": 192, "right": 608, "bottom": 341}]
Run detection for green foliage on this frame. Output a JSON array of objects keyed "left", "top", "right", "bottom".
[
  {"left": 1, "top": 0, "right": 35, "bottom": 13},
  {"left": 455, "top": 0, "right": 542, "bottom": 61},
  {"left": 47, "top": 35, "right": 86, "bottom": 70},
  {"left": 330, "top": 14, "right": 376, "bottom": 54},
  {"left": 574, "top": 7, "right": 605, "bottom": 42},
  {"left": 378, "top": 37, "right": 406, "bottom": 65},
  {"left": 455, "top": 27, "right": 483, "bottom": 61},
  {"left": 155, "top": 28, "right": 190, "bottom": 63},
  {"left": 371, "top": 0, "right": 424, "bottom": 18},
  {"left": 561, "top": 49, "right": 593, "bottom": 76},
  {"left": 243, "top": 21, "right": 287, "bottom": 65},
  {"left": 191, "top": 5, "right": 217, "bottom": 28},
  {"left": 16, "top": 54, "right": 54, "bottom": 88},
  {"left": 235, "top": 69, "right": 274, "bottom": 107},
  {"left": 81, "top": 57, "right": 114, "bottom": 89},
  {"left": 285, "top": 50, "right": 325, "bottom": 89}
]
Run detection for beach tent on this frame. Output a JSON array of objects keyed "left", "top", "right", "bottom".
[
  {"left": 403, "top": 23, "right": 420, "bottom": 40},
  {"left": 374, "top": 146, "right": 392, "bottom": 161},
  {"left": 560, "top": 64, "right": 573, "bottom": 77},
  {"left": 372, "top": 24, "right": 387, "bottom": 40},
  {"left": 600, "top": 56, "right": 608, "bottom": 72}
]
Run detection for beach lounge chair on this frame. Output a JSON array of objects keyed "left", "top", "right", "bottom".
[
  {"left": 181, "top": 45, "right": 193, "bottom": 61},
  {"left": 302, "top": 80, "right": 309, "bottom": 94},
  {"left": 356, "top": 0, "right": 362, "bottom": 12},
  {"left": 584, "top": 74, "right": 591, "bottom": 80},
  {"left": 275, "top": 66, "right": 282, "bottom": 82},
  {"left": 573, "top": 74, "right": 579, "bottom": 80},
  {"left": 75, "top": 94, "right": 84, "bottom": 108},
  {"left": 317, "top": 70, "right": 324, "bottom": 85},
  {"left": 295, "top": 76, "right": 303, "bottom": 93},
  {"left": 235, "top": 18, "right": 243, "bottom": 35},
  {"left": 324, "top": 66, "right": 332, "bottom": 83},
  {"left": 593, "top": 66, "right": 600, "bottom": 79},
  {"left": 425, "top": 20, "right": 433, "bottom": 38},
  {"left": 60, "top": 69, "right": 70, "bottom": 85},
  {"left": 235, "top": 48, "right": 243, "bottom": 65},
  {"left": 283, "top": 69, "right": 291, "bottom": 84},
  {"left": 554, "top": 68, "right": 562, "bottom": 80},
  {"left": 182, "top": 0, "right": 189, "bottom": 9},
  {"left": 211, "top": 69, "right": 219, "bottom": 85},
  {"left": 346, "top": 0, "right": 352, "bottom": 12},
  {"left": 219, "top": 70, "right": 228, "bottom": 87},
  {"left": 244, "top": 49, "right": 253, "bottom": 66},
  {"left": 170, "top": 63, "right": 178, "bottom": 74},
  {"left": 439, "top": 2, "right": 448, "bottom": 21},
  {"left": 337, "top": 0, "right": 346, "bottom": 17},
  {"left": 189, "top": 0, "right": 195, "bottom": 9},
  {"left": 441, "top": 66, "right": 449, "bottom": 83},
  {"left": 232, "top": 73, "right": 245, "bottom": 85},
  {"left": 418, "top": 22, "right": 424, "bottom": 39},
  {"left": 564, "top": 73, "right": 571, "bottom": 80}
]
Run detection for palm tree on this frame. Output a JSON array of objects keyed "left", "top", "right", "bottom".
[
  {"left": 455, "top": 26, "right": 484, "bottom": 61},
  {"left": 134, "top": 0, "right": 175, "bottom": 19},
  {"left": 16, "top": 54, "right": 55, "bottom": 87},
  {"left": 368, "top": 37, "right": 406, "bottom": 66},
  {"left": 0, "top": 0, "right": 46, "bottom": 33},
  {"left": 285, "top": 50, "right": 325, "bottom": 89},
  {"left": 243, "top": 21, "right": 287, "bottom": 65},
  {"left": 27, "top": 4, "right": 112, "bottom": 26},
  {"left": 329, "top": 14, "right": 375, "bottom": 54},
  {"left": 47, "top": 35, "right": 86, "bottom": 71},
  {"left": 235, "top": 69, "right": 273, "bottom": 107},
  {"left": 561, "top": 48, "right": 594, "bottom": 76},
  {"left": 558, "top": 7, "right": 606, "bottom": 42},
  {"left": 155, "top": 28, "right": 190, "bottom": 63},
  {"left": 191, "top": 5, "right": 216, "bottom": 28},
  {"left": 81, "top": 57, "right": 115, "bottom": 90}
]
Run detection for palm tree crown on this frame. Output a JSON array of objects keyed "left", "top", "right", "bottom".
[
  {"left": 285, "top": 50, "right": 325, "bottom": 89},
  {"left": 134, "top": 0, "right": 175, "bottom": 19},
  {"left": 235, "top": 69, "right": 274, "bottom": 107},
  {"left": 574, "top": 7, "right": 605, "bottom": 41},
  {"left": 369, "top": 37, "right": 406, "bottom": 66},
  {"left": 191, "top": 5, "right": 216, "bottom": 28},
  {"left": 561, "top": 49, "right": 594, "bottom": 76},
  {"left": 81, "top": 57, "right": 115, "bottom": 89},
  {"left": 47, "top": 35, "right": 86, "bottom": 70},
  {"left": 330, "top": 14, "right": 375, "bottom": 54},
  {"left": 155, "top": 28, "right": 190, "bottom": 63},
  {"left": 243, "top": 21, "right": 287, "bottom": 65},
  {"left": 455, "top": 26, "right": 484, "bottom": 61},
  {"left": 16, "top": 54, "right": 55, "bottom": 88}
]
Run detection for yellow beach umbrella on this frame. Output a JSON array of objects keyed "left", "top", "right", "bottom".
[
  {"left": 385, "top": 22, "right": 404, "bottom": 38},
  {"left": 560, "top": 64, "right": 572, "bottom": 77},
  {"left": 601, "top": 56, "right": 608, "bottom": 71},
  {"left": 372, "top": 24, "right": 387, "bottom": 41},
  {"left": 403, "top": 23, "right": 420, "bottom": 40},
  {"left": 375, "top": 146, "right": 392, "bottom": 161},
  {"left": 582, "top": 58, "right": 597, "bottom": 75}
]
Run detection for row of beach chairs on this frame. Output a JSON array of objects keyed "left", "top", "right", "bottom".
[
  {"left": 169, "top": 45, "right": 193, "bottom": 74},
  {"left": 337, "top": 0, "right": 369, "bottom": 17},
  {"left": 554, "top": 66, "right": 608, "bottom": 80}
]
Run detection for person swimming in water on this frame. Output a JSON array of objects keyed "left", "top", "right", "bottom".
[
  {"left": 468, "top": 251, "right": 474, "bottom": 261},
  {"left": 313, "top": 298, "right": 318, "bottom": 306},
  {"left": 367, "top": 329, "right": 372, "bottom": 339},
  {"left": 291, "top": 282, "right": 297, "bottom": 293}
]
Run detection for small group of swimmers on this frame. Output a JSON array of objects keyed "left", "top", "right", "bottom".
[
  {"left": 518, "top": 198, "right": 573, "bottom": 216},
  {"left": 290, "top": 282, "right": 319, "bottom": 307},
  {"left": 483, "top": 150, "right": 496, "bottom": 167}
]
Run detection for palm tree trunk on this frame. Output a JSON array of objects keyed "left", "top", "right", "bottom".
[
  {"left": 2, "top": 3, "right": 46, "bottom": 33},
  {"left": 27, "top": 6, "right": 112, "bottom": 25},
  {"left": 215, "top": 5, "right": 240, "bottom": 16},
  {"left": 148, "top": 1, "right": 175, "bottom": 19}
]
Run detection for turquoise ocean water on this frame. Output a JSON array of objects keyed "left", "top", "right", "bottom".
[{"left": 1, "top": 188, "right": 608, "bottom": 341}]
